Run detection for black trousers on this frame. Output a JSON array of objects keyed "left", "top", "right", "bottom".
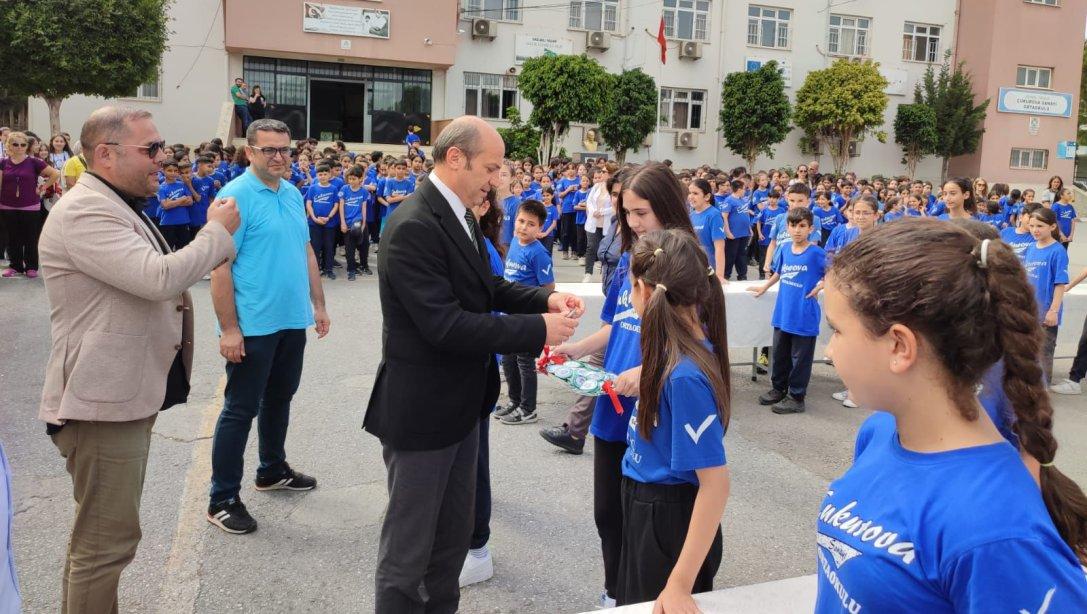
[
  {"left": 724, "top": 236, "right": 750, "bottom": 280},
  {"left": 345, "top": 226, "right": 365, "bottom": 273},
  {"left": 560, "top": 213, "right": 578, "bottom": 253},
  {"left": 376, "top": 424, "right": 479, "bottom": 614},
  {"left": 585, "top": 228, "right": 603, "bottom": 273},
  {"left": 362, "top": 220, "right": 380, "bottom": 269},
  {"left": 159, "top": 224, "right": 191, "bottom": 251},
  {"left": 616, "top": 478, "right": 722, "bottom": 606},
  {"left": 310, "top": 226, "right": 335, "bottom": 272},
  {"left": 575, "top": 225, "right": 587, "bottom": 257},
  {"left": 755, "top": 243, "right": 769, "bottom": 279},
  {"left": 501, "top": 352, "right": 537, "bottom": 411},
  {"left": 1070, "top": 314, "right": 1087, "bottom": 382},
  {"left": 0, "top": 209, "right": 42, "bottom": 272},
  {"left": 771, "top": 328, "right": 816, "bottom": 399},
  {"left": 541, "top": 234, "right": 555, "bottom": 254},
  {"left": 471, "top": 415, "right": 491, "bottom": 550},
  {"left": 594, "top": 438, "right": 627, "bottom": 600}
]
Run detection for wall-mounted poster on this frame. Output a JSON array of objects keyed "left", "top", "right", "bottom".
[{"left": 303, "top": 2, "right": 390, "bottom": 39}]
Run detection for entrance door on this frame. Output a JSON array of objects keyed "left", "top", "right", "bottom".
[{"left": 309, "top": 80, "right": 367, "bottom": 142}]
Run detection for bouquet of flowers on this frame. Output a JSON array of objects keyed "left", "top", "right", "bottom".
[{"left": 536, "top": 346, "right": 625, "bottom": 414}]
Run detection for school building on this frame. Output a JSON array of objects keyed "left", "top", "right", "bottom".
[{"left": 26, "top": 0, "right": 1087, "bottom": 184}]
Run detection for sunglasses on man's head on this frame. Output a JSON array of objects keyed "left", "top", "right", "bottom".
[{"left": 104, "top": 140, "right": 167, "bottom": 159}]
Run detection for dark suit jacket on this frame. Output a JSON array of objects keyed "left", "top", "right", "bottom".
[{"left": 364, "top": 178, "right": 551, "bottom": 450}]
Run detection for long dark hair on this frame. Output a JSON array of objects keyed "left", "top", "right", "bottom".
[
  {"left": 1029, "top": 207, "right": 1061, "bottom": 242},
  {"left": 944, "top": 177, "right": 977, "bottom": 215},
  {"left": 832, "top": 218, "right": 1087, "bottom": 563},
  {"left": 617, "top": 162, "right": 695, "bottom": 253},
  {"left": 631, "top": 229, "right": 730, "bottom": 440},
  {"left": 477, "top": 188, "right": 505, "bottom": 258}
]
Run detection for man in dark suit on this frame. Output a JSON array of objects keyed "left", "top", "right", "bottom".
[{"left": 365, "top": 116, "right": 583, "bottom": 613}]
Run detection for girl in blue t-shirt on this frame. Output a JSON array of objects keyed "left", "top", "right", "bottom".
[
  {"left": 615, "top": 228, "right": 730, "bottom": 609},
  {"left": 538, "top": 187, "right": 559, "bottom": 253},
  {"left": 817, "top": 218, "right": 1087, "bottom": 614},
  {"left": 1053, "top": 187, "right": 1077, "bottom": 249},
  {"left": 1024, "top": 207, "right": 1071, "bottom": 382},
  {"left": 573, "top": 174, "right": 592, "bottom": 259},
  {"left": 550, "top": 162, "right": 695, "bottom": 608},
  {"left": 935, "top": 178, "right": 977, "bottom": 221},
  {"left": 1000, "top": 201, "right": 1040, "bottom": 261},
  {"left": 688, "top": 178, "right": 726, "bottom": 283}
]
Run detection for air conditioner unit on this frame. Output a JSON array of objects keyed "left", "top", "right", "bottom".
[
  {"left": 586, "top": 31, "right": 611, "bottom": 51},
  {"left": 675, "top": 131, "right": 698, "bottom": 149},
  {"left": 471, "top": 18, "right": 496, "bottom": 40},
  {"left": 679, "top": 41, "right": 702, "bottom": 60}
]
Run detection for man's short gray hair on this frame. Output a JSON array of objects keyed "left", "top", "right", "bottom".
[
  {"left": 80, "top": 106, "right": 153, "bottom": 169},
  {"left": 246, "top": 118, "right": 291, "bottom": 145},
  {"left": 432, "top": 121, "right": 482, "bottom": 164}
]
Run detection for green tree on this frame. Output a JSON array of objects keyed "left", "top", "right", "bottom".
[
  {"left": 597, "top": 69, "right": 656, "bottom": 164},
  {"left": 497, "top": 107, "right": 542, "bottom": 162},
  {"left": 893, "top": 103, "right": 938, "bottom": 179},
  {"left": 913, "top": 52, "right": 989, "bottom": 181},
  {"left": 718, "top": 61, "right": 791, "bottom": 169},
  {"left": 518, "top": 54, "right": 610, "bottom": 162},
  {"left": 794, "top": 59, "right": 888, "bottom": 175},
  {"left": 0, "top": 0, "right": 170, "bottom": 136}
]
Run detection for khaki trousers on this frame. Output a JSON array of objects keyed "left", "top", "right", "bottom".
[{"left": 51, "top": 415, "right": 156, "bottom": 614}]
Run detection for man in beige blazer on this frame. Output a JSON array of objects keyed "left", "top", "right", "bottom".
[{"left": 37, "top": 106, "right": 239, "bottom": 614}]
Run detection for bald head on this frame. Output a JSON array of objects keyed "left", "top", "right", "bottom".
[
  {"left": 431, "top": 115, "right": 505, "bottom": 209},
  {"left": 80, "top": 106, "right": 153, "bottom": 169},
  {"left": 432, "top": 116, "right": 503, "bottom": 166}
]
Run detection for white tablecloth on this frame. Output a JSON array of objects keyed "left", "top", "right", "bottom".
[{"left": 558, "top": 282, "right": 1087, "bottom": 348}]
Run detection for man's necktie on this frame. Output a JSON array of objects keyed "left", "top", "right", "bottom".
[{"left": 463, "top": 209, "right": 481, "bottom": 254}]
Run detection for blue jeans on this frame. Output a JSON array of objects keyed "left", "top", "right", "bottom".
[
  {"left": 234, "top": 104, "right": 252, "bottom": 134},
  {"left": 209, "top": 329, "right": 306, "bottom": 505}
]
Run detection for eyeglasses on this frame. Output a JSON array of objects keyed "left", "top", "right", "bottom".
[
  {"left": 8, "top": 142, "right": 27, "bottom": 148},
  {"left": 253, "top": 146, "right": 291, "bottom": 159},
  {"left": 104, "top": 140, "right": 166, "bottom": 159}
]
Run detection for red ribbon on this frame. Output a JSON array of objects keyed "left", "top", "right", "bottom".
[{"left": 537, "top": 346, "right": 625, "bottom": 415}]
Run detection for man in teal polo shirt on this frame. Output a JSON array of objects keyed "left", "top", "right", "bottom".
[
  {"left": 230, "top": 78, "right": 252, "bottom": 137},
  {"left": 206, "top": 118, "right": 331, "bottom": 534}
]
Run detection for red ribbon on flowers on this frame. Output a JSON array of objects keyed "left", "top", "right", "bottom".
[
  {"left": 537, "top": 346, "right": 625, "bottom": 416},
  {"left": 602, "top": 380, "right": 623, "bottom": 416}
]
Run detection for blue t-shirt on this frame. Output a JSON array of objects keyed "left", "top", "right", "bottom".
[
  {"left": 593, "top": 252, "right": 639, "bottom": 442},
  {"left": 750, "top": 188, "right": 770, "bottom": 208},
  {"left": 558, "top": 177, "right": 580, "bottom": 214},
  {"left": 1053, "top": 203, "right": 1077, "bottom": 239},
  {"left": 189, "top": 174, "right": 218, "bottom": 227},
  {"left": 218, "top": 171, "right": 313, "bottom": 337},
  {"left": 770, "top": 211, "right": 822, "bottom": 246},
  {"left": 824, "top": 225, "right": 861, "bottom": 258},
  {"left": 500, "top": 195, "right": 521, "bottom": 246},
  {"left": 1000, "top": 227, "right": 1034, "bottom": 261},
  {"left": 927, "top": 200, "right": 947, "bottom": 217},
  {"left": 503, "top": 240, "right": 554, "bottom": 287},
  {"left": 484, "top": 238, "right": 504, "bottom": 276},
  {"left": 1023, "top": 242, "right": 1070, "bottom": 325},
  {"left": 816, "top": 411, "right": 1087, "bottom": 614},
  {"left": 690, "top": 206, "right": 726, "bottom": 266},
  {"left": 339, "top": 185, "right": 367, "bottom": 226},
  {"left": 832, "top": 193, "right": 847, "bottom": 210},
  {"left": 719, "top": 195, "right": 752, "bottom": 238},
  {"left": 574, "top": 188, "right": 589, "bottom": 225},
  {"left": 157, "top": 180, "right": 191, "bottom": 226},
  {"left": 622, "top": 353, "right": 727, "bottom": 486},
  {"left": 304, "top": 183, "right": 340, "bottom": 227},
  {"left": 541, "top": 203, "right": 560, "bottom": 237},
  {"left": 383, "top": 177, "right": 415, "bottom": 218},
  {"left": 813, "top": 205, "right": 844, "bottom": 231},
  {"left": 770, "top": 243, "right": 826, "bottom": 337},
  {"left": 756, "top": 205, "right": 787, "bottom": 246}
]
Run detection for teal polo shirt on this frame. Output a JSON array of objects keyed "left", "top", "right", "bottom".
[{"left": 218, "top": 170, "right": 313, "bottom": 337}]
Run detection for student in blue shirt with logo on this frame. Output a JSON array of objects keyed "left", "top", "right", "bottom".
[
  {"left": 1001, "top": 201, "right": 1039, "bottom": 261},
  {"left": 615, "top": 229, "right": 731, "bottom": 610},
  {"left": 687, "top": 178, "right": 726, "bottom": 284},
  {"left": 305, "top": 164, "right": 341, "bottom": 279},
  {"left": 749, "top": 207, "right": 827, "bottom": 414},
  {"left": 339, "top": 165, "right": 370, "bottom": 280},
  {"left": 188, "top": 155, "right": 219, "bottom": 233},
  {"left": 1024, "top": 207, "right": 1070, "bottom": 382},
  {"left": 719, "top": 179, "right": 752, "bottom": 281},
  {"left": 754, "top": 189, "right": 786, "bottom": 280},
  {"left": 381, "top": 159, "right": 414, "bottom": 220},
  {"left": 572, "top": 174, "right": 592, "bottom": 260},
  {"left": 538, "top": 187, "right": 559, "bottom": 254},
  {"left": 824, "top": 196, "right": 877, "bottom": 261},
  {"left": 556, "top": 164, "right": 580, "bottom": 259},
  {"left": 157, "top": 160, "right": 194, "bottom": 250},
  {"left": 812, "top": 192, "right": 844, "bottom": 244},
  {"left": 816, "top": 219, "right": 1087, "bottom": 614},
  {"left": 549, "top": 163, "right": 695, "bottom": 609},
  {"left": 1053, "top": 187, "right": 1077, "bottom": 249},
  {"left": 499, "top": 178, "right": 522, "bottom": 247},
  {"left": 495, "top": 200, "right": 555, "bottom": 426},
  {"left": 764, "top": 183, "right": 822, "bottom": 278}
]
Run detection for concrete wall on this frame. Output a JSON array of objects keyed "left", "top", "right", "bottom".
[
  {"left": 448, "top": 0, "right": 955, "bottom": 178},
  {"left": 948, "top": 0, "right": 1085, "bottom": 186}
]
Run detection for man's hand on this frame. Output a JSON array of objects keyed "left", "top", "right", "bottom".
[
  {"left": 220, "top": 327, "right": 245, "bottom": 363},
  {"left": 548, "top": 292, "right": 586, "bottom": 317},
  {"left": 314, "top": 308, "right": 331, "bottom": 338},
  {"left": 543, "top": 312, "right": 578, "bottom": 346},
  {"left": 208, "top": 197, "right": 241, "bottom": 234}
]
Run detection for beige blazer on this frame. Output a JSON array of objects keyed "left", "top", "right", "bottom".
[{"left": 38, "top": 173, "right": 235, "bottom": 424}]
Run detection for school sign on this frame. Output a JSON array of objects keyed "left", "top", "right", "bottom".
[{"left": 996, "top": 88, "right": 1074, "bottom": 118}]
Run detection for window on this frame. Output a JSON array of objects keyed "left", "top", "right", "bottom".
[
  {"left": 129, "top": 76, "right": 160, "bottom": 100},
  {"left": 1016, "top": 65, "right": 1053, "bottom": 89},
  {"left": 568, "top": 0, "right": 619, "bottom": 31},
  {"left": 659, "top": 88, "right": 705, "bottom": 130},
  {"left": 1010, "top": 148, "right": 1049, "bottom": 169},
  {"left": 663, "top": 0, "right": 710, "bottom": 42},
  {"left": 748, "top": 5, "right": 791, "bottom": 48},
  {"left": 464, "top": 72, "right": 518, "bottom": 119},
  {"left": 1025, "top": 0, "right": 1059, "bottom": 5},
  {"left": 464, "top": 0, "right": 520, "bottom": 21},
  {"left": 902, "top": 22, "right": 941, "bottom": 62},
  {"left": 828, "top": 15, "right": 870, "bottom": 56}
]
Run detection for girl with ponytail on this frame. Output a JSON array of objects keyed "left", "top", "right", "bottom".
[
  {"left": 617, "top": 229, "right": 730, "bottom": 610},
  {"left": 815, "top": 218, "right": 1087, "bottom": 613},
  {"left": 1024, "top": 207, "right": 1070, "bottom": 382}
]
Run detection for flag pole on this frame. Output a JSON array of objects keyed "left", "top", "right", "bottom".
[{"left": 653, "top": 8, "right": 666, "bottom": 161}]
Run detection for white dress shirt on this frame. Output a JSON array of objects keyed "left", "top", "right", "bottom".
[
  {"left": 428, "top": 171, "right": 474, "bottom": 243},
  {"left": 584, "top": 182, "right": 612, "bottom": 233}
]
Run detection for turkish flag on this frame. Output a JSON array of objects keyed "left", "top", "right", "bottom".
[{"left": 657, "top": 17, "right": 667, "bottom": 64}]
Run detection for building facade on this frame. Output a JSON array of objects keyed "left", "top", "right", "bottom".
[{"left": 25, "top": 0, "right": 1085, "bottom": 185}]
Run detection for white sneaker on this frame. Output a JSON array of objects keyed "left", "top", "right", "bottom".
[
  {"left": 599, "top": 591, "right": 616, "bottom": 609},
  {"left": 578, "top": 257, "right": 586, "bottom": 265},
  {"left": 1051, "top": 379, "right": 1083, "bottom": 395},
  {"left": 458, "top": 547, "right": 493, "bottom": 587},
  {"left": 831, "top": 390, "right": 850, "bottom": 402},
  {"left": 842, "top": 398, "right": 859, "bottom": 408},
  {"left": 582, "top": 273, "right": 593, "bottom": 283}
]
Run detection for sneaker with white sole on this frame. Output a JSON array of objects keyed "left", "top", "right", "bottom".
[
  {"left": 842, "top": 398, "right": 859, "bottom": 408},
  {"left": 831, "top": 390, "right": 850, "bottom": 402},
  {"left": 499, "top": 407, "right": 538, "bottom": 425},
  {"left": 599, "top": 591, "right": 616, "bottom": 609},
  {"left": 207, "top": 498, "right": 258, "bottom": 534},
  {"left": 1051, "top": 378, "right": 1083, "bottom": 395},
  {"left": 254, "top": 464, "right": 317, "bottom": 491},
  {"left": 582, "top": 274, "right": 593, "bottom": 283},
  {"left": 459, "top": 546, "right": 494, "bottom": 587}
]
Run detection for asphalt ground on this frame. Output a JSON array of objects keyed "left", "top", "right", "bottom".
[{"left": 3, "top": 246, "right": 1087, "bottom": 613}]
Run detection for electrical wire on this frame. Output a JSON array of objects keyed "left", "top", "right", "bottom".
[{"left": 174, "top": 0, "right": 223, "bottom": 90}]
